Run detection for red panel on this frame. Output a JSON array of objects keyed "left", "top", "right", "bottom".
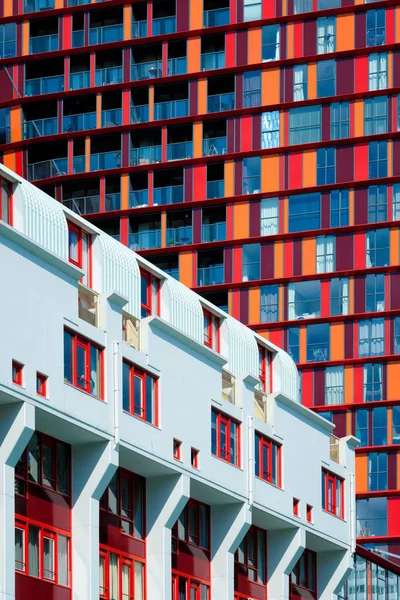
[
  {"left": 353, "top": 365, "right": 363, "bottom": 403},
  {"left": 294, "top": 22, "right": 303, "bottom": 58},
  {"left": 16, "top": 574, "right": 71, "bottom": 600},
  {"left": 233, "top": 246, "right": 242, "bottom": 283},
  {"left": 99, "top": 514, "right": 146, "bottom": 559},
  {"left": 235, "top": 566, "right": 267, "bottom": 600},
  {"left": 241, "top": 116, "right": 253, "bottom": 152},
  {"left": 262, "top": 0, "right": 274, "bottom": 18},
  {"left": 193, "top": 165, "right": 206, "bottom": 201},
  {"left": 386, "top": 7, "right": 395, "bottom": 45},
  {"left": 289, "top": 152, "right": 303, "bottom": 190},
  {"left": 225, "top": 32, "right": 236, "bottom": 68},
  {"left": 63, "top": 15, "right": 72, "bottom": 50},
  {"left": 269, "top": 329, "right": 283, "bottom": 348},
  {"left": 120, "top": 216, "right": 128, "bottom": 246},
  {"left": 354, "top": 144, "right": 369, "bottom": 182},
  {"left": 16, "top": 485, "right": 70, "bottom": 532},
  {"left": 90, "top": 53, "right": 96, "bottom": 88},
  {"left": 388, "top": 498, "right": 400, "bottom": 537},
  {"left": 301, "top": 370, "right": 313, "bottom": 408},
  {"left": 355, "top": 55, "right": 369, "bottom": 93},
  {"left": 284, "top": 240, "right": 293, "bottom": 277},
  {"left": 173, "top": 542, "right": 210, "bottom": 582},
  {"left": 353, "top": 232, "right": 366, "bottom": 270},
  {"left": 321, "top": 280, "right": 330, "bottom": 317},
  {"left": 232, "top": 289, "right": 240, "bottom": 319}
]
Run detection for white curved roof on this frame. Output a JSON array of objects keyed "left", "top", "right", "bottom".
[
  {"left": 164, "top": 276, "right": 203, "bottom": 344},
  {"left": 225, "top": 315, "right": 259, "bottom": 379},
  {"left": 255, "top": 334, "right": 299, "bottom": 404}
]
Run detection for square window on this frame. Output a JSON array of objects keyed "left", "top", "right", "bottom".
[
  {"left": 293, "top": 498, "right": 300, "bottom": 516},
  {"left": 173, "top": 439, "right": 181, "bottom": 460},
  {"left": 306, "top": 504, "right": 313, "bottom": 523},
  {"left": 306, "top": 323, "right": 330, "bottom": 362},
  {"left": 36, "top": 373, "right": 47, "bottom": 397},
  {"left": 12, "top": 361, "right": 23, "bottom": 386},
  {"left": 191, "top": 448, "right": 199, "bottom": 468}
]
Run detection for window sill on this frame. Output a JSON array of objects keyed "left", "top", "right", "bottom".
[
  {"left": 212, "top": 453, "right": 242, "bottom": 470},
  {"left": 255, "top": 475, "right": 282, "bottom": 490},
  {"left": 122, "top": 409, "right": 159, "bottom": 430},
  {"left": 322, "top": 508, "right": 344, "bottom": 521},
  {"left": 64, "top": 381, "right": 103, "bottom": 402}
]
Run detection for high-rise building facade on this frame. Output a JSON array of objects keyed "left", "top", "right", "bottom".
[{"left": 0, "top": 0, "right": 399, "bottom": 572}]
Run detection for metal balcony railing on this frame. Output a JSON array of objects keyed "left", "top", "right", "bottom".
[
  {"left": 72, "top": 30, "right": 84, "bottom": 47},
  {"left": 62, "top": 196, "right": 101, "bottom": 215},
  {"left": 152, "top": 16, "right": 176, "bottom": 35},
  {"left": 203, "top": 137, "right": 227, "bottom": 156},
  {"left": 24, "top": 0, "right": 54, "bottom": 12},
  {"left": 25, "top": 75, "right": 64, "bottom": 96},
  {"left": 69, "top": 71, "right": 90, "bottom": 90},
  {"left": 63, "top": 112, "right": 96, "bottom": 132},
  {"left": 204, "top": 7, "right": 230, "bottom": 27},
  {"left": 167, "top": 57, "right": 187, "bottom": 76},
  {"left": 131, "top": 105, "right": 149, "bottom": 124},
  {"left": 105, "top": 193, "right": 121, "bottom": 211},
  {"left": 95, "top": 66, "right": 123, "bottom": 86},
  {"left": 129, "top": 190, "right": 148, "bottom": 208},
  {"left": 29, "top": 33, "right": 58, "bottom": 54},
  {"left": 166, "top": 226, "right": 192, "bottom": 246},
  {"left": 154, "top": 99, "right": 188, "bottom": 120},
  {"left": 24, "top": 117, "right": 57, "bottom": 139},
  {"left": 202, "top": 222, "right": 226, "bottom": 242},
  {"left": 167, "top": 141, "right": 192, "bottom": 161},
  {"left": 73, "top": 155, "right": 85, "bottom": 174},
  {"left": 27, "top": 158, "right": 68, "bottom": 181},
  {"left": 197, "top": 265, "right": 224, "bottom": 286},
  {"left": 153, "top": 185, "right": 184, "bottom": 206},
  {"left": 132, "top": 20, "right": 147, "bottom": 39},
  {"left": 254, "top": 389, "right": 268, "bottom": 423},
  {"left": 78, "top": 284, "right": 98, "bottom": 327},
  {"left": 129, "top": 230, "right": 161, "bottom": 250},
  {"left": 102, "top": 109, "right": 122, "bottom": 127},
  {"left": 130, "top": 146, "right": 162, "bottom": 166},
  {"left": 122, "top": 311, "right": 140, "bottom": 350},
  {"left": 90, "top": 151, "right": 121, "bottom": 171},
  {"left": 89, "top": 24, "right": 123, "bottom": 45},
  {"left": 201, "top": 51, "right": 225, "bottom": 71},
  {"left": 207, "top": 92, "right": 235, "bottom": 113},
  {"left": 131, "top": 60, "right": 162, "bottom": 81},
  {"left": 207, "top": 180, "right": 224, "bottom": 199}
]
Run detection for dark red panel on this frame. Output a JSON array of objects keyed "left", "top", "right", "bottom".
[
  {"left": 184, "top": 166, "right": 193, "bottom": 202},
  {"left": 283, "top": 284, "right": 288, "bottom": 320},
  {"left": 333, "top": 411, "right": 346, "bottom": 438},
  {"left": 293, "top": 239, "right": 302, "bottom": 276},
  {"left": 280, "top": 23, "right": 287, "bottom": 60},
  {"left": 227, "top": 118, "right": 235, "bottom": 153},
  {"left": 249, "top": 201, "right": 261, "bottom": 237},
  {"left": 393, "top": 141, "right": 400, "bottom": 176},
  {"left": 235, "top": 118, "right": 241, "bottom": 153},
  {"left": 394, "top": 52, "right": 400, "bottom": 87},
  {"left": 240, "top": 288, "right": 249, "bottom": 324},
  {"left": 193, "top": 207, "right": 202, "bottom": 243},
  {"left": 344, "top": 322, "right": 353, "bottom": 359},
  {"left": 261, "top": 243, "right": 274, "bottom": 279},
  {"left": 313, "top": 369, "right": 325, "bottom": 407},
  {"left": 173, "top": 541, "right": 210, "bottom": 582},
  {"left": 0, "top": 67, "right": 15, "bottom": 102},
  {"left": 237, "top": 0, "right": 244, "bottom": 22},
  {"left": 336, "top": 59, "right": 354, "bottom": 95},
  {"left": 224, "top": 247, "right": 233, "bottom": 283},
  {"left": 388, "top": 452, "right": 397, "bottom": 490},
  {"left": 390, "top": 273, "right": 400, "bottom": 309},
  {"left": 15, "top": 485, "right": 71, "bottom": 532},
  {"left": 234, "top": 159, "right": 242, "bottom": 196},
  {"left": 321, "top": 192, "right": 330, "bottom": 228},
  {"left": 122, "top": 132, "right": 129, "bottom": 168},
  {"left": 236, "top": 30, "right": 248, "bottom": 66},
  {"left": 123, "top": 48, "right": 130, "bottom": 82},
  {"left": 99, "top": 513, "right": 146, "bottom": 559},
  {"left": 235, "top": 73, "right": 243, "bottom": 110},
  {"left": 336, "top": 146, "right": 354, "bottom": 184},
  {"left": 16, "top": 574, "right": 71, "bottom": 600},
  {"left": 285, "top": 67, "right": 293, "bottom": 103},
  {"left": 355, "top": 12, "right": 366, "bottom": 48},
  {"left": 335, "top": 233, "right": 353, "bottom": 271},
  {"left": 252, "top": 114, "right": 261, "bottom": 151},
  {"left": 176, "top": 0, "right": 189, "bottom": 31},
  {"left": 235, "top": 565, "right": 267, "bottom": 600},
  {"left": 354, "top": 187, "right": 368, "bottom": 225},
  {"left": 189, "top": 81, "right": 197, "bottom": 116},
  {"left": 303, "top": 20, "right": 316, "bottom": 57},
  {"left": 354, "top": 276, "right": 365, "bottom": 313}
]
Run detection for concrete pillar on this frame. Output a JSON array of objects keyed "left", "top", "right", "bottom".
[
  {"left": 211, "top": 502, "right": 251, "bottom": 600},
  {"left": 146, "top": 473, "right": 190, "bottom": 600},
  {"left": 72, "top": 440, "right": 118, "bottom": 600},
  {"left": 317, "top": 550, "right": 353, "bottom": 600},
  {"left": 267, "top": 527, "right": 306, "bottom": 600},
  {"left": 0, "top": 401, "right": 35, "bottom": 600}
]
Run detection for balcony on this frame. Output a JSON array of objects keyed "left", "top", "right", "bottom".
[
  {"left": 222, "top": 370, "right": 236, "bottom": 404},
  {"left": 330, "top": 435, "right": 340, "bottom": 463},
  {"left": 204, "top": 8, "right": 230, "bottom": 27},
  {"left": 153, "top": 185, "right": 183, "bottom": 205},
  {"left": 207, "top": 93, "right": 234, "bottom": 113},
  {"left": 129, "top": 230, "right": 161, "bottom": 250},
  {"left": 73, "top": 155, "right": 85, "bottom": 174},
  {"left": 254, "top": 389, "right": 268, "bottom": 423},
  {"left": 130, "top": 146, "right": 162, "bottom": 166},
  {"left": 197, "top": 265, "right": 224, "bottom": 286},
  {"left": 68, "top": 0, "right": 89, "bottom": 5},
  {"left": 201, "top": 51, "right": 225, "bottom": 71},
  {"left": 62, "top": 195, "right": 101, "bottom": 215},
  {"left": 28, "top": 157, "right": 68, "bottom": 181},
  {"left": 202, "top": 222, "right": 226, "bottom": 242},
  {"left": 105, "top": 193, "right": 120, "bottom": 211},
  {"left": 70, "top": 71, "right": 90, "bottom": 90},
  {"left": 131, "top": 105, "right": 149, "bottom": 123},
  {"left": 95, "top": 66, "right": 123, "bottom": 86},
  {"left": 29, "top": 33, "right": 58, "bottom": 54},
  {"left": 63, "top": 112, "right": 96, "bottom": 133},
  {"left": 24, "top": 117, "right": 57, "bottom": 139},
  {"left": 24, "top": 0, "right": 54, "bottom": 12},
  {"left": 166, "top": 226, "right": 192, "bottom": 246},
  {"left": 78, "top": 284, "right": 98, "bottom": 327},
  {"left": 72, "top": 30, "right": 84, "bottom": 47},
  {"left": 207, "top": 180, "right": 224, "bottom": 199},
  {"left": 152, "top": 16, "right": 176, "bottom": 35},
  {"left": 167, "top": 57, "right": 187, "bottom": 76},
  {"left": 90, "top": 151, "right": 121, "bottom": 171},
  {"left": 102, "top": 109, "right": 122, "bottom": 127},
  {"left": 132, "top": 21, "right": 147, "bottom": 39},
  {"left": 129, "top": 190, "right": 148, "bottom": 208},
  {"left": 167, "top": 141, "right": 192, "bottom": 161},
  {"left": 203, "top": 137, "right": 227, "bottom": 156},
  {"left": 154, "top": 99, "right": 188, "bottom": 120},
  {"left": 25, "top": 75, "right": 64, "bottom": 96},
  {"left": 131, "top": 61, "right": 163, "bottom": 81},
  {"left": 89, "top": 24, "right": 123, "bottom": 45}
]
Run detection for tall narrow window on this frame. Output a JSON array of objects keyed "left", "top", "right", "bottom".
[
  {"left": 242, "top": 157, "right": 261, "bottom": 194},
  {"left": 317, "top": 147, "right": 335, "bottom": 185},
  {"left": 316, "top": 235, "right": 335, "bottom": 273},
  {"left": 364, "top": 97, "right": 388, "bottom": 135},
  {"left": 0, "top": 176, "right": 12, "bottom": 224},
  {"left": 322, "top": 469, "right": 344, "bottom": 518},
  {"left": 393, "top": 184, "right": 400, "bottom": 221},
  {"left": 368, "top": 186, "right": 387, "bottom": 223},
  {"left": 243, "top": 0, "right": 261, "bottom": 21},
  {"left": 140, "top": 268, "right": 160, "bottom": 318},
  {"left": 368, "top": 141, "right": 388, "bottom": 178},
  {"left": 366, "top": 228, "right": 389, "bottom": 268},
  {"left": 366, "top": 9, "right": 386, "bottom": 47},
  {"left": 369, "top": 52, "right": 388, "bottom": 90},
  {"left": 64, "top": 329, "right": 103, "bottom": 398},
  {"left": 366, "top": 273, "right": 385, "bottom": 312},
  {"left": 356, "top": 409, "right": 369, "bottom": 447},
  {"left": 330, "top": 277, "right": 349, "bottom": 316},
  {"left": 262, "top": 24, "right": 280, "bottom": 61},
  {"left": 122, "top": 361, "right": 158, "bottom": 425},
  {"left": 211, "top": 409, "right": 240, "bottom": 466},
  {"left": 288, "top": 327, "right": 300, "bottom": 363},
  {"left": 242, "top": 243, "right": 260, "bottom": 281},
  {"left": 243, "top": 71, "right": 261, "bottom": 108},
  {"left": 363, "top": 363, "right": 383, "bottom": 401},
  {"left": 306, "top": 323, "right": 330, "bottom": 362},
  {"left": 260, "top": 285, "right": 279, "bottom": 323},
  {"left": 12, "top": 361, "right": 23, "bottom": 386},
  {"left": 255, "top": 432, "right": 281, "bottom": 486},
  {"left": 317, "top": 59, "right": 336, "bottom": 97},
  {"left": 36, "top": 372, "right": 47, "bottom": 397},
  {"left": 100, "top": 469, "right": 145, "bottom": 540},
  {"left": 330, "top": 190, "right": 349, "bottom": 227},
  {"left": 260, "top": 197, "right": 279, "bottom": 235},
  {"left": 67, "top": 222, "right": 91, "bottom": 287},
  {"left": 289, "top": 106, "right": 321, "bottom": 145},
  {"left": 289, "top": 193, "right": 321, "bottom": 233},
  {"left": 330, "top": 102, "right": 349, "bottom": 140},
  {"left": 235, "top": 527, "right": 267, "bottom": 585},
  {"left": 325, "top": 366, "right": 344, "bottom": 405},
  {"left": 261, "top": 111, "right": 280, "bottom": 149},
  {"left": 358, "top": 319, "right": 385, "bottom": 357},
  {"left": 317, "top": 16, "right": 335, "bottom": 54},
  {"left": 202, "top": 308, "right": 220, "bottom": 351},
  {"left": 368, "top": 452, "right": 387, "bottom": 491},
  {"left": 293, "top": 65, "right": 308, "bottom": 101}
]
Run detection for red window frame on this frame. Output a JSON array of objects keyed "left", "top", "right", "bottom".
[
  {"left": 100, "top": 468, "right": 145, "bottom": 540},
  {"left": 99, "top": 545, "right": 145, "bottom": 600},
  {"left": 293, "top": 498, "right": 300, "bottom": 516},
  {"left": 64, "top": 328, "right": 104, "bottom": 399},
  {"left": 322, "top": 469, "right": 344, "bottom": 519},
  {"left": 12, "top": 360, "right": 23, "bottom": 386},
  {"left": 203, "top": 308, "right": 220, "bottom": 351},
  {"left": 172, "top": 498, "right": 210, "bottom": 552},
  {"left": 290, "top": 549, "right": 317, "bottom": 597},
  {"left": 0, "top": 176, "right": 13, "bottom": 225},
  {"left": 212, "top": 409, "right": 240, "bottom": 467},
  {"left": 140, "top": 268, "right": 160, "bottom": 318},
  {"left": 67, "top": 221, "right": 92, "bottom": 287},
  {"left": 258, "top": 344, "right": 272, "bottom": 393},
  {"left": 15, "top": 517, "right": 71, "bottom": 588},
  {"left": 173, "top": 439, "right": 181, "bottom": 460},
  {"left": 122, "top": 360, "right": 158, "bottom": 426},
  {"left": 255, "top": 432, "right": 281, "bottom": 487},
  {"left": 235, "top": 525, "right": 267, "bottom": 586},
  {"left": 36, "top": 372, "right": 47, "bottom": 397},
  {"left": 306, "top": 504, "right": 313, "bottom": 523},
  {"left": 191, "top": 448, "right": 199, "bottom": 469},
  {"left": 172, "top": 574, "right": 209, "bottom": 600}
]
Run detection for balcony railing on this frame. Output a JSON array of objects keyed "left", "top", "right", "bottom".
[
  {"left": 28, "top": 158, "right": 68, "bottom": 181},
  {"left": 164, "top": 268, "right": 179, "bottom": 280},
  {"left": 72, "top": 30, "right": 84, "bottom": 47},
  {"left": 73, "top": 155, "right": 85, "bottom": 174},
  {"left": 306, "top": 343, "right": 330, "bottom": 362},
  {"left": 167, "top": 141, "right": 192, "bottom": 161},
  {"left": 29, "top": 33, "right": 58, "bottom": 54},
  {"left": 89, "top": 23, "right": 123, "bottom": 45},
  {"left": 197, "top": 265, "right": 224, "bottom": 286},
  {"left": 166, "top": 226, "right": 192, "bottom": 246},
  {"left": 202, "top": 222, "right": 226, "bottom": 242},
  {"left": 129, "top": 190, "right": 148, "bottom": 208},
  {"left": 130, "top": 146, "right": 162, "bottom": 166},
  {"left": 90, "top": 151, "right": 121, "bottom": 171},
  {"left": 254, "top": 389, "right": 268, "bottom": 423},
  {"left": 78, "top": 284, "right": 98, "bottom": 327},
  {"left": 62, "top": 195, "right": 100, "bottom": 215},
  {"left": 105, "top": 193, "right": 120, "bottom": 211},
  {"left": 24, "top": 117, "right": 57, "bottom": 139},
  {"left": 69, "top": 71, "right": 90, "bottom": 90},
  {"left": 207, "top": 180, "right": 224, "bottom": 199},
  {"left": 203, "top": 137, "right": 227, "bottom": 156},
  {"left": 63, "top": 112, "right": 96, "bottom": 133},
  {"left": 95, "top": 66, "right": 123, "bottom": 86},
  {"left": 201, "top": 51, "right": 225, "bottom": 71},
  {"left": 25, "top": 75, "right": 64, "bottom": 96},
  {"left": 0, "top": 128, "right": 10, "bottom": 144},
  {"left": 152, "top": 15, "right": 176, "bottom": 35},
  {"left": 102, "top": 109, "right": 122, "bottom": 127},
  {"left": 330, "top": 435, "right": 340, "bottom": 464},
  {"left": 153, "top": 185, "right": 183, "bottom": 206},
  {"left": 131, "top": 61, "right": 163, "bottom": 81},
  {"left": 154, "top": 99, "right": 188, "bottom": 120},
  {"left": 129, "top": 230, "right": 161, "bottom": 251},
  {"left": 207, "top": 92, "right": 235, "bottom": 113},
  {"left": 24, "top": 0, "right": 54, "bottom": 12},
  {"left": 222, "top": 370, "right": 236, "bottom": 405},
  {"left": 131, "top": 105, "right": 149, "bottom": 123},
  {"left": 122, "top": 311, "right": 140, "bottom": 350},
  {"left": 132, "top": 20, "right": 147, "bottom": 39},
  {"left": 68, "top": 0, "right": 88, "bottom": 5},
  {"left": 204, "top": 7, "right": 230, "bottom": 27},
  {"left": 167, "top": 57, "right": 187, "bottom": 76}
]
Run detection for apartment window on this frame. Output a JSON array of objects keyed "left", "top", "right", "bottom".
[
  {"left": 261, "top": 111, "right": 279, "bottom": 149},
  {"left": 99, "top": 548, "right": 144, "bottom": 600},
  {"left": 172, "top": 576, "right": 209, "bottom": 599},
  {"left": 392, "top": 405, "right": 400, "bottom": 444},
  {"left": 243, "top": 0, "right": 261, "bottom": 21},
  {"left": 322, "top": 469, "right": 343, "bottom": 518},
  {"left": 191, "top": 448, "right": 199, "bottom": 468},
  {"left": 317, "top": 16, "right": 335, "bottom": 54},
  {"left": 0, "top": 108, "right": 10, "bottom": 146},
  {"left": 36, "top": 373, "right": 47, "bottom": 397},
  {"left": 255, "top": 432, "right": 281, "bottom": 486},
  {"left": 359, "top": 318, "right": 385, "bottom": 357},
  {"left": 235, "top": 527, "right": 267, "bottom": 585},
  {"left": 288, "top": 280, "right": 321, "bottom": 320},
  {"left": 325, "top": 366, "right": 344, "bottom": 405},
  {"left": 317, "top": 147, "right": 335, "bottom": 185},
  {"left": 290, "top": 550, "right": 317, "bottom": 597},
  {"left": 317, "top": 59, "right": 336, "bottom": 98},
  {"left": 363, "top": 363, "right": 383, "bottom": 401},
  {"left": 330, "top": 190, "right": 349, "bottom": 227},
  {"left": 262, "top": 24, "right": 280, "bottom": 61},
  {"left": 67, "top": 221, "right": 91, "bottom": 287},
  {"left": 260, "top": 285, "right": 278, "bottom": 323},
  {"left": 15, "top": 520, "right": 70, "bottom": 586},
  {"left": 307, "top": 323, "right": 330, "bottom": 362},
  {"left": 260, "top": 197, "right": 279, "bottom": 235},
  {"left": 173, "top": 439, "right": 181, "bottom": 460},
  {"left": 211, "top": 409, "right": 240, "bottom": 466},
  {"left": 373, "top": 406, "right": 387, "bottom": 445},
  {"left": 369, "top": 53, "right": 388, "bottom": 90},
  {"left": 12, "top": 361, "right": 23, "bottom": 385},
  {"left": 293, "top": 498, "right": 300, "bottom": 516},
  {"left": 306, "top": 505, "right": 313, "bottom": 523},
  {"left": 64, "top": 329, "right": 103, "bottom": 398},
  {"left": 100, "top": 469, "right": 145, "bottom": 539},
  {"left": 288, "top": 327, "right": 300, "bottom": 363},
  {"left": 368, "top": 140, "right": 388, "bottom": 178},
  {"left": 294, "top": 0, "right": 312, "bottom": 13},
  {"left": 366, "top": 228, "right": 389, "bottom": 267},
  {"left": 15, "top": 432, "right": 70, "bottom": 497},
  {"left": 122, "top": 361, "right": 158, "bottom": 425},
  {"left": 364, "top": 96, "right": 388, "bottom": 135},
  {"left": 368, "top": 452, "right": 387, "bottom": 491},
  {"left": 366, "top": 9, "right": 386, "bottom": 47},
  {"left": 366, "top": 273, "right": 385, "bottom": 312},
  {"left": 242, "top": 243, "right": 260, "bottom": 281},
  {"left": 0, "top": 23, "right": 16, "bottom": 58},
  {"left": 289, "top": 193, "right": 320, "bottom": 233},
  {"left": 316, "top": 235, "right": 335, "bottom": 273},
  {"left": 356, "top": 410, "right": 369, "bottom": 447},
  {"left": 243, "top": 70, "right": 261, "bottom": 108},
  {"left": 330, "top": 277, "right": 349, "bottom": 316},
  {"left": 368, "top": 186, "right": 387, "bottom": 222},
  {"left": 393, "top": 184, "right": 400, "bottom": 220},
  {"left": 357, "top": 497, "right": 387, "bottom": 537},
  {"left": 318, "top": 0, "right": 340, "bottom": 7},
  {"left": 395, "top": 317, "right": 400, "bottom": 354},
  {"left": 330, "top": 102, "right": 349, "bottom": 140},
  {"left": 258, "top": 344, "right": 270, "bottom": 393},
  {"left": 140, "top": 268, "right": 160, "bottom": 318},
  {"left": 203, "top": 308, "right": 220, "bottom": 350},
  {"left": 173, "top": 499, "right": 209, "bottom": 551},
  {"left": 243, "top": 156, "right": 261, "bottom": 194},
  {"left": 293, "top": 65, "right": 308, "bottom": 101},
  {"left": 0, "top": 177, "right": 12, "bottom": 224},
  {"left": 289, "top": 105, "right": 321, "bottom": 145}
]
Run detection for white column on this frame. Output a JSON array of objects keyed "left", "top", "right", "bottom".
[
  {"left": 72, "top": 440, "right": 118, "bottom": 600},
  {"left": 317, "top": 549, "right": 353, "bottom": 599},
  {"left": 267, "top": 527, "right": 306, "bottom": 600},
  {"left": 0, "top": 401, "right": 35, "bottom": 600},
  {"left": 146, "top": 473, "right": 190, "bottom": 600}
]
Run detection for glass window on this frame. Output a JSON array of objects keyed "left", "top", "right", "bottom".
[
  {"left": 356, "top": 409, "right": 369, "bottom": 447},
  {"left": 366, "top": 273, "right": 385, "bottom": 312},
  {"left": 243, "top": 70, "right": 261, "bottom": 108},
  {"left": 288, "top": 327, "right": 300, "bottom": 363},
  {"left": 262, "top": 24, "right": 280, "bottom": 61},
  {"left": 288, "top": 280, "right": 321, "bottom": 320},
  {"left": 369, "top": 52, "right": 388, "bottom": 90},
  {"left": 254, "top": 433, "right": 281, "bottom": 487},
  {"left": 122, "top": 361, "right": 158, "bottom": 425},
  {"left": 260, "top": 197, "right": 279, "bottom": 235},
  {"left": 261, "top": 111, "right": 280, "bottom": 149},
  {"left": 317, "top": 16, "right": 336, "bottom": 54},
  {"left": 356, "top": 497, "right": 387, "bottom": 537},
  {"left": 289, "top": 105, "right": 321, "bottom": 145},
  {"left": 373, "top": 406, "right": 387, "bottom": 445},
  {"left": 364, "top": 96, "right": 388, "bottom": 135},
  {"left": 330, "top": 189, "right": 349, "bottom": 226},
  {"left": 331, "top": 102, "right": 349, "bottom": 140},
  {"left": 368, "top": 452, "right": 387, "bottom": 491},
  {"left": 293, "top": 65, "right": 308, "bottom": 101},
  {"left": 392, "top": 405, "right": 400, "bottom": 444},
  {"left": 317, "top": 0, "right": 340, "bottom": 7},
  {"left": 242, "top": 157, "right": 261, "bottom": 194},
  {"left": 260, "top": 285, "right": 279, "bottom": 322},
  {"left": 366, "top": 9, "right": 386, "bottom": 47},
  {"left": 368, "top": 185, "right": 387, "bottom": 222},
  {"left": 316, "top": 235, "right": 335, "bottom": 273},
  {"left": 242, "top": 243, "right": 260, "bottom": 281},
  {"left": 393, "top": 183, "right": 400, "bottom": 220},
  {"left": 317, "top": 147, "right": 335, "bottom": 185},
  {"left": 288, "top": 193, "right": 320, "bottom": 232},
  {"left": 330, "top": 277, "right": 349, "bottom": 316},
  {"left": 395, "top": 317, "right": 400, "bottom": 354},
  {"left": 243, "top": 0, "right": 261, "bottom": 21},
  {"left": 363, "top": 363, "right": 383, "bottom": 401},
  {"left": 368, "top": 140, "right": 387, "bottom": 178},
  {"left": 366, "top": 228, "right": 389, "bottom": 267},
  {"left": 0, "top": 23, "right": 16, "bottom": 59},
  {"left": 294, "top": 0, "right": 312, "bottom": 13},
  {"left": 306, "top": 323, "right": 330, "bottom": 362},
  {"left": 317, "top": 59, "right": 336, "bottom": 98},
  {"left": 211, "top": 409, "right": 240, "bottom": 466},
  {"left": 325, "top": 366, "right": 344, "bottom": 405},
  {"left": 0, "top": 107, "right": 10, "bottom": 146},
  {"left": 359, "top": 319, "right": 385, "bottom": 357}
]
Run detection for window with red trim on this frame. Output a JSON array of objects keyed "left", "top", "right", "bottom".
[
  {"left": 290, "top": 549, "right": 317, "bottom": 599},
  {"left": 172, "top": 574, "right": 209, "bottom": 600},
  {"left": 172, "top": 499, "right": 210, "bottom": 551},
  {"left": 12, "top": 360, "right": 23, "bottom": 386},
  {"left": 15, "top": 432, "right": 70, "bottom": 497},
  {"left": 122, "top": 360, "right": 158, "bottom": 425},
  {"left": 307, "top": 504, "right": 313, "bottom": 523},
  {"left": 64, "top": 328, "right": 103, "bottom": 398},
  {"left": 235, "top": 526, "right": 267, "bottom": 585},
  {"left": 140, "top": 268, "right": 160, "bottom": 318},
  {"left": 258, "top": 344, "right": 272, "bottom": 393},
  {"left": 255, "top": 432, "right": 281, "bottom": 487},
  {"left": 202, "top": 308, "right": 220, "bottom": 351},
  {"left": 211, "top": 409, "right": 240, "bottom": 466},
  {"left": 36, "top": 372, "right": 47, "bottom": 397},
  {"left": 191, "top": 448, "right": 199, "bottom": 468},
  {"left": 173, "top": 439, "right": 181, "bottom": 460},
  {"left": 99, "top": 546, "right": 145, "bottom": 600},
  {"left": 293, "top": 498, "right": 300, "bottom": 516},
  {"left": 15, "top": 519, "right": 70, "bottom": 587},
  {"left": 0, "top": 177, "right": 12, "bottom": 225},
  {"left": 322, "top": 469, "right": 344, "bottom": 518},
  {"left": 100, "top": 469, "right": 145, "bottom": 540}
]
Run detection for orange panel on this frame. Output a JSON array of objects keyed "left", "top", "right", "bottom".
[
  {"left": 193, "top": 122, "right": 203, "bottom": 159},
  {"left": 249, "top": 287, "right": 261, "bottom": 323},
  {"left": 308, "top": 63, "right": 316, "bottom": 100},
  {"left": 354, "top": 100, "right": 364, "bottom": 138},
  {"left": 344, "top": 366, "right": 353, "bottom": 404},
  {"left": 388, "top": 140, "right": 393, "bottom": 177},
  {"left": 396, "top": 7, "right": 400, "bottom": 43},
  {"left": 198, "top": 78, "right": 207, "bottom": 115},
  {"left": 262, "top": 69, "right": 280, "bottom": 106},
  {"left": 96, "top": 93, "right": 102, "bottom": 128},
  {"left": 3, "top": 0, "right": 12, "bottom": 16},
  {"left": 225, "top": 161, "right": 234, "bottom": 197},
  {"left": 187, "top": 37, "right": 201, "bottom": 73},
  {"left": 390, "top": 228, "right": 399, "bottom": 266},
  {"left": 85, "top": 137, "right": 91, "bottom": 173},
  {"left": 123, "top": 5, "right": 131, "bottom": 40},
  {"left": 3, "top": 151, "right": 15, "bottom": 172},
  {"left": 299, "top": 326, "right": 306, "bottom": 364},
  {"left": 179, "top": 252, "right": 193, "bottom": 287},
  {"left": 261, "top": 155, "right": 279, "bottom": 193},
  {"left": 388, "top": 407, "right": 393, "bottom": 445},
  {"left": 349, "top": 189, "right": 354, "bottom": 226},
  {"left": 22, "top": 22, "right": 29, "bottom": 55},
  {"left": 303, "top": 150, "right": 316, "bottom": 188},
  {"left": 10, "top": 106, "right": 22, "bottom": 142},
  {"left": 336, "top": 14, "right": 355, "bottom": 51},
  {"left": 287, "top": 23, "right": 294, "bottom": 60},
  {"left": 355, "top": 455, "right": 368, "bottom": 493},
  {"left": 248, "top": 28, "right": 261, "bottom": 64},
  {"left": 274, "top": 241, "right": 283, "bottom": 278},
  {"left": 233, "top": 202, "right": 249, "bottom": 239},
  {"left": 55, "top": 0, "right": 62, "bottom": 7},
  {"left": 349, "top": 277, "right": 354, "bottom": 314},
  {"left": 388, "top": 362, "right": 400, "bottom": 400},
  {"left": 189, "top": 0, "right": 202, "bottom": 30},
  {"left": 280, "top": 110, "right": 286, "bottom": 146},
  {"left": 121, "top": 174, "right": 129, "bottom": 210},
  {"left": 330, "top": 323, "right": 344, "bottom": 361},
  {"left": 161, "top": 212, "right": 167, "bottom": 248},
  {"left": 283, "top": 196, "right": 288, "bottom": 233},
  {"left": 302, "top": 238, "right": 316, "bottom": 276},
  {"left": 346, "top": 412, "right": 352, "bottom": 436}
]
